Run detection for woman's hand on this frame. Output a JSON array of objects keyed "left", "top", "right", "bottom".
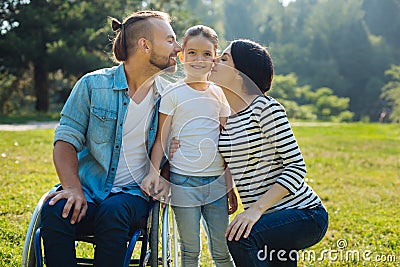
[
  {"left": 227, "top": 189, "right": 238, "bottom": 215},
  {"left": 225, "top": 183, "right": 289, "bottom": 241},
  {"left": 168, "top": 137, "right": 180, "bottom": 159},
  {"left": 225, "top": 206, "right": 263, "bottom": 241}
]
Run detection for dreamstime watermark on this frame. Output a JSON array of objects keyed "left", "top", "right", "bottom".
[{"left": 257, "top": 239, "right": 398, "bottom": 264}]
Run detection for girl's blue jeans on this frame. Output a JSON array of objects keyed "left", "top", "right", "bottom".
[
  {"left": 40, "top": 192, "right": 149, "bottom": 267},
  {"left": 170, "top": 172, "right": 234, "bottom": 267},
  {"left": 227, "top": 204, "right": 328, "bottom": 267}
]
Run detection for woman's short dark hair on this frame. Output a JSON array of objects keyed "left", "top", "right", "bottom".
[{"left": 230, "top": 39, "right": 274, "bottom": 93}]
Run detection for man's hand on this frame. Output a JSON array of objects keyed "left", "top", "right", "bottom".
[{"left": 44, "top": 187, "right": 87, "bottom": 225}]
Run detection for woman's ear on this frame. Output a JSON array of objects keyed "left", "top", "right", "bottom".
[
  {"left": 235, "top": 71, "right": 245, "bottom": 88},
  {"left": 235, "top": 71, "right": 243, "bottom": 81}
]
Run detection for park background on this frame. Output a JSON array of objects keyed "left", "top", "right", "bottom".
[
  {"left": 1, "top": 0, "right": 400, "bottom": 123},
  {"left": 0, "top": 0, "right": 399, "bottom": 266}
]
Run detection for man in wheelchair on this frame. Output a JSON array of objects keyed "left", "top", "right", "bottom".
[{"left": 40, "top": 10, "right": 180, "bottom": 267}]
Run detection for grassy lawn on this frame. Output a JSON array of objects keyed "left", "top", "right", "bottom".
[
  {"left": 0, "top": 113, "right": 60, "bottom": 124},
  {"left": 0, "top": 123, "right": 399, "bottom": 266}
]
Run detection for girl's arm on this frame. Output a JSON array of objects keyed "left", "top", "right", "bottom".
[{"left": 141, "top": 112, "right": 172, "bottom": 198}]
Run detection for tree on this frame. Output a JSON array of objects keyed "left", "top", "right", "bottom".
[
  {"left": 0, "top": 0, "right": 195, "bottom": 112},
  {"left": 381, "top": 65, "right": 400, "bottom": 123},
  {"left": 363, "top": 0, "right": 400, "bottom": 58},
  {"left": 275, "top": 0, "right": 391, "bottom": 121},
  {"left": 0, "top": 0, "right": 130, "bottom": 111}
]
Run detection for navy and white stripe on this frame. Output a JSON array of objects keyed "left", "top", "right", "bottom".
[{"left": 218, "top": 95, "right": 321, "bottom": 211}]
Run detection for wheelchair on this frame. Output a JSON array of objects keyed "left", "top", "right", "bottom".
[{"left": 22, "top": 185, "right": 179, "bottom": 267}]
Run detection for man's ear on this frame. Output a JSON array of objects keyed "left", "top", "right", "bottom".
[{"left": 138, "top": 38, "right": 152, "bottom": 53}]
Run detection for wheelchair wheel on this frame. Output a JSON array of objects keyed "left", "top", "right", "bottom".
[
  {"left": 21, "top": 187, "right": 56, "bottom": 267},
  {"left": 148, "top": 200, "right": 160, "bottom": 267},
  {"left": 161, "top": 204, "right": 179, "bottom": 267},
  {"left": 147, "top": 201, "right": 179, "bottom": 267},
  {"left": 161, "top": 204, "right": 171, "bottom": 267}
]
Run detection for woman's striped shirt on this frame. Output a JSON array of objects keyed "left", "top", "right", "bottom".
[{"left": 218, "top": 95, "right": 322, "bottom": 211}]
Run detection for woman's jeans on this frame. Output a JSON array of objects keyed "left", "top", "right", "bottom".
[
  {"left": 227, "top": 204, "right": 328, "bottom": 267},
  {"left": 40, "top": 192, "right": 149, "bottom": 267},
  {"left": 170, "top": 172, "right": 234, "bottom": 267}
]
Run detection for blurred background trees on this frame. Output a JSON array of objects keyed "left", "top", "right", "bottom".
[{"left": 1, "top": 0, "right": 399, "bottom": 122}]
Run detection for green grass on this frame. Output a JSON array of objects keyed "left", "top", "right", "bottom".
[
  {"left": 0, "top": 123, "right": 399, "bottom": 266},
  {"left": 0, "top": 112, "right": 60, "bottom": 124}
]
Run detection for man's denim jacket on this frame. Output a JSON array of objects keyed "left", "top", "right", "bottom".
[{"left": 54, "top": 64, "right": 169, "bottom": 204}]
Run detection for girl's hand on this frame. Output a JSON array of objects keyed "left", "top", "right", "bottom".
[
  {"left": 225, "top": 207, "right": 263, "bottom": 241},
  {"left": 227, "top": 189, "right": 238, "bottom": 215}
]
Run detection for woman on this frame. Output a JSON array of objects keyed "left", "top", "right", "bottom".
[
  {"left": 171, "top": 39, "right": 328, "bottom": 266},
  {"left": 215, "top": 39, "right": 328, "bottom": 266}
]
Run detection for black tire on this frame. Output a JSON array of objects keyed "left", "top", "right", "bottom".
[
  {"left": 149, "top": 201, "right": 160, "bottom": 267},
  {"left": 22, "top": 185, "right": 59, "bottom": 267},
  {"left": 22, "top": 194, "right": 46, "bottom": 267}
]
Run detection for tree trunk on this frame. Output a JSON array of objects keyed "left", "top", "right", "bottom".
[{"left": 34, "top": 61, "right": 49, "bottom": 112}]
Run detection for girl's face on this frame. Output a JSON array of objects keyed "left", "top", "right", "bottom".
[
  {"left": 209, "top": 44, "right": 237, "bottom": 87},
  {"left": 182, "top": 35, "right": 215, "bottom": 79}
]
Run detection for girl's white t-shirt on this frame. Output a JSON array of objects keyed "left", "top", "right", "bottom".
[{"left": 160, "top": 81, "right": 230, "bottom": 176}]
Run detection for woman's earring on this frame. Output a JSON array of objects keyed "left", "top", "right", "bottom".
[{"left": 178, "top": 52, "right": 184, "bottom": 62}]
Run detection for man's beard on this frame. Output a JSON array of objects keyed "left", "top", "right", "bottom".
[{"left": 150, "top": 52, "right": 176, "bottom": 73}]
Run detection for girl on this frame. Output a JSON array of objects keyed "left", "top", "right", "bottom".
[{"left": 142, "top": 25, "right": 236, "bottom": 267}]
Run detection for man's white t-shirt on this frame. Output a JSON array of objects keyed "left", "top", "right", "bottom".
[
  {"left": 160, "top": 81, "right": 230, "bottom": 176},
  {"left": 112, "top": 87, "right": 154, "bottom": 192}
]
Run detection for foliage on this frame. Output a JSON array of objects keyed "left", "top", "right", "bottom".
[
  {"left": 1, "top": 0, "right": 400, "bottom": 121},
  {"left": 222, "top": 0, "right": 400, "bottom": 121},
  {"left": 270, "top": 73, "right": 353, "bottom": 121},
  {"left": 380, "top": 65, "right": 400, "bottom": 123},
  {"left": 1, "top": 124, "right": 400, "bottom": 266},
  {"left": 0, "top": 0, "right": 195, "bottom": 112},
  {"left": 0, "top": 69, "right": 35, "bottom": 115},
  {"left": 0, "top": 72, "right": 17, "bottom": 114}
]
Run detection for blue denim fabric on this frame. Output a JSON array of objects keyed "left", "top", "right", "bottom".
[
  {"left": 170, "top": 172, "right": 234, "bottom": 267},
  {"left": 41, "top": 193, "right": 149, "bottom": 267},
  {"left": 227, "top": 204, "right": 328, "bottom": 267},
  {"left": 54, "top": 64, "right": 167, "bottom": 204}
]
